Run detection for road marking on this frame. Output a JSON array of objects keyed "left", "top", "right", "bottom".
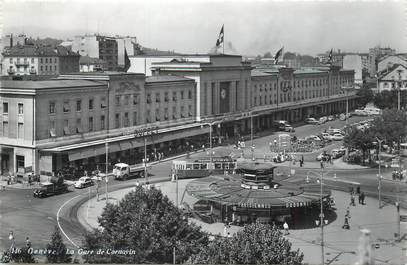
[{"left": 57, "top": 194, "right": 81, "bottom": 248}]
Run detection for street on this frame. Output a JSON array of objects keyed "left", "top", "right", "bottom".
[{"left": 0, "top": 115, "right": 405, "bottom": 260}]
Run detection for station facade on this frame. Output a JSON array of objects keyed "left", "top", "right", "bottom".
[{"left": 0, "top": 54, "right": 357, "bottom": 177}]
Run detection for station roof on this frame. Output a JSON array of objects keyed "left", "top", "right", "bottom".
[
  {"left": 146, "top": 75, "right": 194, "bottom": 83},
  {"left": 0, "top": 79, "right": 106, "bottom": 90}
]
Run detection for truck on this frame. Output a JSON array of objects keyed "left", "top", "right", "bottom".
[
  {"left": 113, "top": 162, "right": 146, "bottom": 180},
  {"left": 33, "top": 182, "right": 69, "bottom": 198}
]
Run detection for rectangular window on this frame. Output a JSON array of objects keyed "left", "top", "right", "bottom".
[
  {"left": 172, "top": 106, "right": 177, "bottom": 119},
  {"left": 101, "top": 97, "right": 107, "bottom": 108},
  {"left": 124, "top": 112, "right": 129, "bottom": 127},
  {"left": 164, "top": 108, "right": 168, "bottom": 120},
  {"left": 45, "top": 65, "right": 48, "bottom": 71},
  {"left": 49, "top": 120, "right": 56, "bottom": 137},
  {"left": 40, "top": 66, "right": 43, "bottom": 71},
  {"left": 49, "top": 102, "right": 56, "bottom": 114},
  {"left": 155, "top": 109, "right": 160, "bottom": 121},
  {"left": 17, "top": 123, "right": 24, "bottom": 139},
  {"left": 181, "top": 91, "right": 184, "bottom": 100},
  {"left": 180, "top": 106, "right": 185, "bottom": 118},
  {"left": 124, "top": 95, "right": 129, "bottom": 105},
  {"left": 63, "top": 120, "right": 69, "bottom": 135},
  {"left": 146, "top": 110, "right": 151, "bottom": 123},
  {"left": 155, "top": 93, "right": 160, "bottom": 103},
  {"left": 17, "top": 103, "right": 23, "bottom": 114},
  {"left": 147, "top": 93, "right": 152, "bottom": 104},
  {"left": 88, "top": 117, "right": 93, "bottom": 132},
  {"left": 164, "top": 92, "right": 169, "bottom": 102},
  {"left": 40, "top": 58, "right": 43, "bottom": 63},
  {"left": 188, "top": 105, "right": 193, "bottom": 117},
  {"left": 115, "top": 113, "right": 120, "bottom": 128},
  {"left": 89, "top": 99, "right": 94, "bottom": 110},
  {"left": 133, "top": 112, "right": 137, "bottom": 126},
  {"left": 54, "top": 65, "right": 57, "bottom": 71},
  {"left": 63, "top": 101, "right": 70, "bottom": 113},
  {"left": 76, "top": 100, "right": 82, "bottom": 112},
  {"left": 31, "top": 58, "right": 34, "bottom": 63},
  {"left": 115, "top": 95, "right": 121, "bottom": 106},
  {"left": 172, "top": 91, "right": 177, "bottom": 101},
  {"left": 2, "top": 121, "right": 9, "bottom": 137},
  {"left": 101, "top": 115, "right": 105, "bottom": 130},
  {"left": 76, "top": 118, "right": 83, "bottom": 133},
  {"left": 133, "top": 94, "right": 138, "bottom": 105},
  {"left": 188, "top": 90, "right": 192, "bottom": 99},
  {"left": 45, "top": 58, "right": 48, "bottom": 63},
  {"left": 3, "top": 102, "right": 8, "bottom": 114}
]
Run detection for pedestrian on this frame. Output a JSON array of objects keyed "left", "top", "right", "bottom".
[
  {"left": 26, "top": 237, "right": 31, "bottom": 249},
  {"left": 350, "top": 186, "right": 354, "bottom": 195},
  {"left": 350, "top": 194, "right": 355, "bottom": 206},
  {"left": 361, "top": 192, "right": 365, "bottom": 205},
  {"left": 345, "top": 206, "right": 350, "bottom": 218},
  {"left": 356, "top": 186, "right": 360, "bottom": 195},
  {"left": 283, "top": 221, "right": 289, "bottom": 235},
  {"left": 299, "top": 159, "right": 303, "bottom": 167},
  {"left": 358, "top": 193, "right": 362, "bottom": 204},
  {"left": 342, "top": 216, "right": 350, "bottom": 229}
]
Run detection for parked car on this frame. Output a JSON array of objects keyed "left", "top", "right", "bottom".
[
  {"left": 327, "top": 128, "right": 343, "bottom": 135},
  {"left": 319, "top": 116, "right": 328, "bottom": 124},
  {"left": 331, "top": 133, "right": 344, "bottom": 141},
  {"left": 307, "top": 135, "right": 322, "bottom": 142},
  {"left": 327, "top": 115, "right": 335, "bottom": 121},
  {"left": 74, "top": 176, "right": 94, "bottom": 189},
  {"left": 331, "top": 149, "right": 345, "bottom": 159},
  {"left": 321, "top": 132, "right": 332, "bottom": 140},
  {"left": 317, "top": 152, "right": 331, "bottom": 161},
  {"left": 305, "top": 117, "right": 319, "bottom": 125},
  {"left": 354, "top": 109, "right": 368, "bottom": 116}
]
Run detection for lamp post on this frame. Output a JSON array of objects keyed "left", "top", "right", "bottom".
[
  {"left": 373, "top": 137, "right": 384, "bottom": 208},
  {"left": 105, "top": 141, "right": 108, "bottom": 204},
  {"left": 341, "top": 83, "right": 353, "bottom": 125},
  {"left": 396, "top": 69, "right": 402, "bottom": 110},
  {"left": 319, "top": 161, "right": 325, "bottom": 265},
  {"left": 250, "top": 111, "right": 254, "bottom": 161}
]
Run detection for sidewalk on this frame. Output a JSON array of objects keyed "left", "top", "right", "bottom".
[{"left": 77, "top": 179, "right": 407, "bottom": 265}]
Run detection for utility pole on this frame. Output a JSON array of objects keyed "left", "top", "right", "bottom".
[
  {"left": 376, "top": 137, "right": 384, "bottom": 209},
  {"left": 250, "top": 112, "right": 254, "bottom": 161},
  {"left": 320, "top": 163, "right": 325, "bottom": 265},
  {"left": 105, "top": 141, "right": 108, "bottom": 204}
]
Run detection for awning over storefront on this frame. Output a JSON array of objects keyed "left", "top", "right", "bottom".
[{"left": 43, "top": 125, "right": 210, "bottom": 162}]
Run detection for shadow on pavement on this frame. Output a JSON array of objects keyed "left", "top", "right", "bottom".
[{"left": 291, "top": 208, "right": 337, "bottom": 230}]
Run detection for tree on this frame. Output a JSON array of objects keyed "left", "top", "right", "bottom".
[
  {"left": 370, "top": 109, "right": 407, "bottom": 147},
  {"left": 356, "top": 86, "right": 374, "bottom": 107},
  {"left": 343, "top": 127, "right": 375, "bottom": 164},
  {"left": 189, "top": 222, "right": 303, "bottom": 264},
  {"left": 46, "top": 225, "right": 72, "bottom": 263},
  {"left": 0, "top": 246, "right": 35, "bottom": 263},
  {"left": 373, "top": 90, "right": 407, "bottom": 110},
  {"left": 82, "top": 186, "right": 209, "bottom": 264}
]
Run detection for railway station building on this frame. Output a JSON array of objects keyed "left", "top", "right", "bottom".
[{"left": 0, "top": 54, "right": 357, "bottom": 178}]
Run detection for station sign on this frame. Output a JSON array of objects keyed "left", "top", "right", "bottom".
[{"left": 123, "top": 126, "right": 159, "bottom": 137}]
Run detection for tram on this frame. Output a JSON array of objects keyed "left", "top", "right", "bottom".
[{"left": 172, "top": 157, "right": 237, "bottom": 179}]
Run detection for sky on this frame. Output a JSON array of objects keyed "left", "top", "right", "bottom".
[{"left": 2, "top": 0, "right": 406, "bottom": 56}]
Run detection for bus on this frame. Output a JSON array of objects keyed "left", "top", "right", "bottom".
[{"left": 401, "top": 143, "right": 407, "bottom": 157}]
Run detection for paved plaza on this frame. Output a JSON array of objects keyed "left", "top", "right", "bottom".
[{"left": 78, "top": 177, "right": 407, "bottom": 265}]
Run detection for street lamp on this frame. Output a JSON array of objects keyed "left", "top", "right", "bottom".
[
  {"left": 396, "top": 69, "right": 402, "bottom": 111},
  {"left": 341, "top": 82, "right": 353, "bottom": 125},
  {"left": 250, "top": 111, "right": 254, "bottom": 161},
  {"left": 319, "top": 161, "right": 325, "bottom": 265},
  {"left": 373, "top": 137, "right": 384, "bottom": 208},
  {"left": 201, "top": 121, "right": 223, "bottom": 163},
  {"left": 105, "top": 141, "right": 109, "bottom": 204}
]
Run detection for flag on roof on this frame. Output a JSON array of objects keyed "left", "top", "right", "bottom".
[
  {"left": 216, "top": 25, "right": 224, "bottom": 47},
  {"left": 274, "top": 47, "right": 284, "bottom": 63},
  {"left": 123, "top": 48, "right": 131, "bottom": 72},
  {"left": 328, "top": 48, "right": 333, "bottom": 64}
]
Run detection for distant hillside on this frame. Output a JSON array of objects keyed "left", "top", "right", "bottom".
[{"left": 135, "top": 44, "right": 182, "bottom": 56}]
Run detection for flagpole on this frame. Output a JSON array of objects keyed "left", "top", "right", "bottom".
[{"left": 223, "top": 25, "right": 225, "bottom": 55}]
